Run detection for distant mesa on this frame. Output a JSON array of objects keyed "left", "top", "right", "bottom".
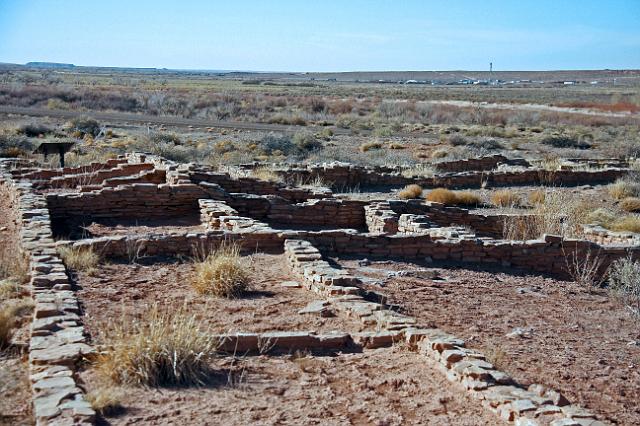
[{"left": 25, "top": 62, "right": 76, "bottom": 69}]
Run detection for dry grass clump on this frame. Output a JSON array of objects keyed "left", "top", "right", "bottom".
[
  {"left": 425, "top": 188, "right": 458, "bottom": 205},
  {"left": 398, "top": 184, "right": 423, "bottom": 199},
  {"left": 504, "top": 190, "right": 589, "bottom": 240},
  {"left": 251, "top": 167, "right": 284, "bottom": 183},
  {"left": 610, "top": 216, "right": 640, "bottom": 233},
  {"left": 585, "top": 208, "right": 619, "bottom": 228},
  {"left": 424, "top": 188, "right": 480, "bottom": 206},
  {"left": 359, "top": 141, "right": 383, "bottom": 152},
  {"left": 484, "top": 345, "right": 507, "bottom": 369},
  {"left": 86, "top": 387, "right": 125, "bottom": 416},
  {"left": 95, "top": 305, "right": 218, "bottom": 387},
  {"left": 609, "top": 179, "right": 640, "bottom": 200},
  {"left": 528, "top": 189, "right": 546, "bottom": 205},
  {"left": 58, "top": 246, "right": 100, "bottom": 274},
  {"left": 455, "top": 191, "right": 481, "bottom": 207},
  {"left": 430, "top": 148, "right": 448, "bottom": 159},
  {"left": 620, "top": 197, "right": 640, "bottom": 213},
  {"left": 491, "top": 190, "right": 522, "bottom": 207},
  {"left": 192, "top": 244, "right": 251, "bottom": 298},
  {"left": 0, "top": 306, "right": 14, "bottom": 349},
  {"left": 0, "top": 299, "right": 33, "bottom": 349},
  {"left": 0, "top": 279, "right": 22, "bottom": 301}
]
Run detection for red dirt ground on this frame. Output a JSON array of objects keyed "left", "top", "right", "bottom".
[
  {"left": 75, "top": 254, "right": 370, "bottom": 338},
  {"left": 339, "top": 258, "right": 640, "bottom": 425},
  {"left": 81, "top": 347, "right": 501, "bottom": 425}
]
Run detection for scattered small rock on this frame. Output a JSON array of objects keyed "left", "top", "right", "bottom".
[{"left": 506, "top": 327, "right": 533, "bottom": 339}]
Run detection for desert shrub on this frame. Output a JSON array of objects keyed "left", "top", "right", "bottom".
[
  {"left": 535, "top": 191, "right": 589, "bottom": 238},
  {"left": 359, "top": 141, "right": 383, "bottom": 152},
  {"left": 586, "top": 208, "right": 619, "bottom": 228},
  {"left": 304, "top": 98, "right": 327, "bottom": 113},
  {"left": 491, "top": 190, "right": 522, "bottom": 207},
  {"left": 506, "top": 190, "right": 589, "bottom": 240},
  {"left": 58, "top": 246, "right": 99, "bottom": 274},
  {"left": 431, "top": 148, "right": 448, "bottom": 159},
  {"left": 318, "top": 128, "right": 333, "bottom": 140},
  {"left": 398, "top": 184, "right": 423, "bottom": 199},
  {"left": 213, "top": 140, "right": 236, "bottom": 155},
  {"left": 148, "top": 132, "right": 182, "bottom": 145},
  {"left": 540, "top": 134, "right": 591, "bottom": 149},
  {"left": 467, "top": 138, "right": 504, "bottom": 151},
  {"left": 95, "top": 305, "right": 218, "bottom": 386},
  {"left": 267, "top": 114, "right": 306, "bottom": 126},
  {"left": 447, "top": 134, "right": 467, "bottom": 146},
  {"left": 609, "top": 179, "right": 640, "bottom": 200},
  {"left": 564, "top": 247, "right": 604, "bottom": 289},
  {"left": 293, "top": 132, "right": 322, "bottom": 152},
  {"left": 0, "top": 279, "right": 22, "bottom": 301},
  {"left": 455, "top": 191, "right": 481, "bottom": 207},
  {"left": 608, "top": 256, "right": 640, "bottom": 319},
  {"left": 86, "top": 387, "right": 124, "bottom": 416},
  {"left": 257, "top": 134, "right": 295, "bottom": 156},
  {"left": 192, "top": 244, "right": 251, "bottom": 298},
  {"left": 528, "top": 189, "right": 546, "bottom": 205},
  {"left": 68, "top": 117, "right": 101, "bottom": 137},
  {"left": 610, "top": 215, "right": 640, "bottom": 233},
  {"left": 16, "top": 123, "right": 51, "bottom": 137},
  {"left": 372, "top": 126, "right": 393, "bottom": 137},
  {"left": 425, "top": 188, "right": 458, "bottom": 205},
  {"left": 0, "top": 132, "right": 34, "bottom": 157},
  {"left": 620, "top": 198, "right": 640, "bottom": 213}
]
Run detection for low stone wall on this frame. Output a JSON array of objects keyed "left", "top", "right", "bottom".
[
  {"left": 434, "top": 154, "right": 529, "bottom": 173},
  {"left": 284, "top": 238, "right": 610, "bottom": 425},
  {"left": 70, "top": 222, "right": 639, "bottom": 280},
  {"left": 189, "top": 167, "right": 330, "bottom": 203},
  {"left": 216, "top": 331, "right": 353, "bottom": 354},
  {"left": 365, "top": 202, "right": 399, "bottom": 234},
  {"left": 418, "top": 168, "right": 626, "bottom": 189},
  {"left": 267, "top": 198, "right": 367, "bottom": 229},
  {"left": 262, "top": 161, "right": 626, "bottom": 190},
  {"left": 0, "top": 163, "right": 95, "bottom": 425},
  {"left": 199, "top": 199, "right": 239, "bottom": 230},
  {"left": 48, "top": 163, "right": 156, "bottom": 189},
  {"left": 390, "top": 200, "right": 507, "bottom": 238},
  {"left": 582, "top": 224, "right": 640, "bottom": 246},
  {"left": 10, "top": 159, "right": 129, "bottom": 182},
  {"left": 46, "top": 183, "right": 210, "bottom": 233}
]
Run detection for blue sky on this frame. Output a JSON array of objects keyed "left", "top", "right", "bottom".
[{"left": 1, "top": 0, "right": 639, "bottom": 71}]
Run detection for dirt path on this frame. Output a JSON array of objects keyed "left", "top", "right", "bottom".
[{"left": 0, "top": 105, "right": 351, "bottom": 135}]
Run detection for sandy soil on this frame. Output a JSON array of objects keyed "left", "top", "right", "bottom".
[
  {"left": 82, "top": 346, "right": 500, "bottom": 426},
  {"left": 75, "top": 254, "right": 369, "bottom": 336},
  {"left": 339, "top": 258, "right": 640, "bottom": 425}
]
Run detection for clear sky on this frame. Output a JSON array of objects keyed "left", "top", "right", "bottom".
[{"left": 1, "top": 0, "right": 639, "bottom": 71}]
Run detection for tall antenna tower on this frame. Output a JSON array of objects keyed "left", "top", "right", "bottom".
[{"left": 489, "top": 62, "right": 493, "bottom": 85}]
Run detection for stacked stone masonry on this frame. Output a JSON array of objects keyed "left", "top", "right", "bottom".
[
  {"left": 1, "top": 161, "right": 95, "bottom": 425},
  {"left": 284, "top": 238, "right": 609, "bottom": 425}
]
